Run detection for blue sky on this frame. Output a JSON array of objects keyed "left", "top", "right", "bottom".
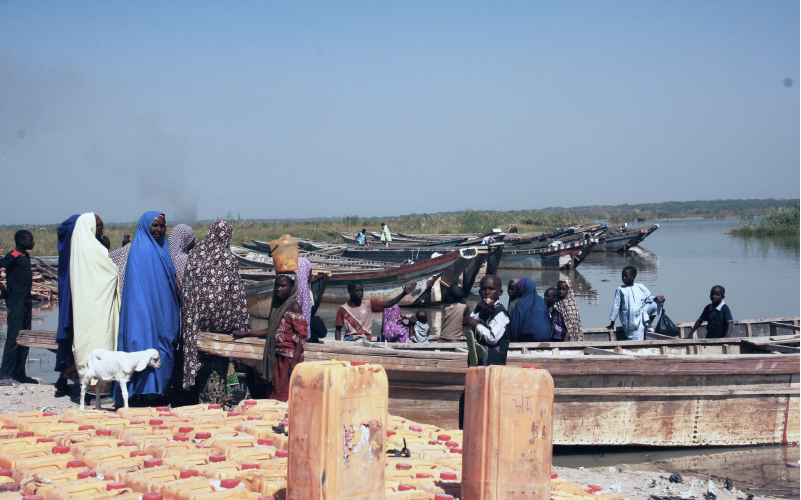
[{"left": 0, "top": 1, "right": 798, "bottom": 223}]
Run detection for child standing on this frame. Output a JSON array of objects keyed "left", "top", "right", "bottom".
[
  {"left": 608, "top": 266, "right": 665, "bottom": 341},
  {"left": 440, "top": 284, "right": 468, "bottom": 343},
  {"left": 463, "top": 275, "right": 510, "bottom": 366},
  {"left": 0, "top": 230, "right": 35, "bottom": 384},
  {"left": 544, "top": 287, "right": 566, "bottom": 342},
  {"left": 689, "top": 286, "right": 733, "bottom": 338}
]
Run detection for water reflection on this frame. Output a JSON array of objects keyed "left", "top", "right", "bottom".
[{"left": 732, "top": 234, "right": 800, "bottom": 259}]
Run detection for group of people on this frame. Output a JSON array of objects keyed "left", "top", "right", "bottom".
[{"left": 0, "top": 212, "right": 317, "bottom": 405}]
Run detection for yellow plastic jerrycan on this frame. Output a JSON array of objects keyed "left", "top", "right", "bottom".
[
  {"left": 287, "top": 360, "right": 388, "bottom": 500},
  {"left": 270, "top": 235, "right": 298, "bottom": 273},
  {"left": 462, "top": 365, "right": 554, "bottom": 500}
]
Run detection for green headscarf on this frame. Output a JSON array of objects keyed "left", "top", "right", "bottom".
[{"left": 261, "top": 273, "right": 299, "bottom": 383}]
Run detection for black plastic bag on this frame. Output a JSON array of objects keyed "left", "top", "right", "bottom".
[{"left": 656, "top": 310, "right": 681, "bottom": 337}]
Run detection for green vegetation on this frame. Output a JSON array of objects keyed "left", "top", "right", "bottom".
[{"left": 730, "top": 205, "right": 800, "bottom": 236}]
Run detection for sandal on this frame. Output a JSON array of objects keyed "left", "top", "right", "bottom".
[{"left": 0, "top": 379, "right": 17, "bottom": 386}]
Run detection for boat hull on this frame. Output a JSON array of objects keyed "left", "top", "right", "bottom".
[{"left": 592, "top": 225, "right": 659, "bottom": 252}]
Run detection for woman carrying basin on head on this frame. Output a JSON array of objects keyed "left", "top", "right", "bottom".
[{"left": 114, "top": 212, "right": 180, "bottom": 406}]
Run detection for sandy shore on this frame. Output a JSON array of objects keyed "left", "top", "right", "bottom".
[{"left": 0, "top": 379, "right": 793, "bottom": 500}]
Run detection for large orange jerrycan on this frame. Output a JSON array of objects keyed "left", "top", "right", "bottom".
[
  {"left": 462, "top": 365, "right": 554, "bottom": 500},
  {"left": 270, "top": 235, "right": 299, "bottom": 273},
  {"left": 287, "top": 360, "right": 388, "bottom": 500}
]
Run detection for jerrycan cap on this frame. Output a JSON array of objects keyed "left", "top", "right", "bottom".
[
  {"left": 398, "top": 484, "right": 416, "bottom": 491},
  {"left": 106, "top": 483, "right": 126, "bottom": 491},
  {"left": 227, "top": 412, "right": 241, "bottom": 417},
  {"left": 36, "top": 438, "right": 53, "bottom": 443},
  {"left": 58, "top": 420, "right": 74, "bottom": 424},
  {"left": 523, "top": 366, "right": 542, "bottom": 369},
  {"left": 428, "top": 440, "right": 439, "bottom": 445},
  {"left": 52, "top": 446, "right": 70, "bottom": 454},
  {"left": 78, "top": 471, "right": 97, "bottom": 478},
  {"left": 118, "top": 442, "right": 135, "bottom": 447},
  {"left": 16, "top": 432, "right": 34, "bottom": 438},
  {"left": 588, "top": 485, "right": 603, "bottom": 493},
  {"left": 209, "top": 454, "right": 226, "bottom": 463},
  {"left": 179, "top": 427, "right": 194, "bottom": 434},
  {"left": 409, "top": 425, "right": 422, "bottom": 432},
  {"left": 23, "top": 496, "right": 44, "bottom": 500},
  {"left": 440, "top": 472, "right": 457, "bottom": 481},
  {"left": 257, "top": 439, "right": 273, "bottom": 446},
  {"left": 241, "top": 464, "right": 260, "bottom": 470},
  {"left": 144, "top": 459, "right": 163, "bottom": 468},
  {"left": 130, "top": 451, "right": 147, "bottom": 457},
  {"left": 158, "top": 413, "right": 173, "bottom": 417},
  {"left": 449, "top": 447, "right": 463, "bottom": 454},
  {"left": 195, "top": 432, "right": 212, "bottom": 440},
  {"left": 551, "top": 473, "right": 559, "bottom": 479},
  {"left": 96, "top": 429, "right": 112, "bottom": 436},
  {"left": 142, "top": 494, "right": 164, "bottom": 500},
  {"left": 195, "top": 445, "right": 211, "bottom": 449},
  {"left": 42, "top": 412, "right": 57, "bottom": 417},
  {"left": 66, "top": 461, "right": 86, "bottom": 468},
  {"left": 0, "top": 483, "right": 20, "bottom": 491},
  {"left": 275, "top": 449, "right": 288, "bottom": 458},
  {"left": 179, "top": 470, "right": 198, "bottom": 479},
  {"left": 444, "top": 441, "right": 459, "bottom": 448},
  {"left": 220, "top": 479, "right": 239, "bottom": 489},
  {"left": 350, "top": 361, "right": 370, "bottom": 366},
  {"left": 243, "top": 400, "right": 258, "bottom": 406},
  {"left": 395, "top": 463, "right": 412, "bottom": 470},
  {"left": 247, "top": 415, "right": 262, "bottom": 421},
  {"left": 437, "top": 434, "right": 451, "bottom": 441},
  {"left": 208, "top": 404, "right": 221, "bottom": 410},
  {"left": 0, "top": 470, "right": 12, "bottom": 477},
  {"left": 156, "top": 407, "right": 170, "bottom": 412},
  {"left": 173, "top": 434, "right": 189, "bottom": 442},
  {"left": 386, "top": 430, "right": 396, "bottom": 436},
  {"left": 435, "top": 495, "right": 454, "bottom": 500},
  {"left": 148, "top": 419, "right": 163, "bottom": 426},
  {"left": 415, "top": 473, "right": 433, "bottom": 479},
  {"left": 0, "top": 426, "right": 15, "bottom": 430},
  {"left": 130, "top": 421, "right": 145, "bottom": 425},
  {"left": 78, "top": 425, "right": 94, "bottom": 431}
]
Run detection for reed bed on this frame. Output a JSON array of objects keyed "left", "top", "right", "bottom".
[
  {"left": 730, "top": 206, "right": 800, "bottom": 236},
  {"left": 0, "top": 210, "right": 591, "bottom": 257}
]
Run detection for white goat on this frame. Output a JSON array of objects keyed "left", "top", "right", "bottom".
[{"left": 79, "top": 349, "right": 161, "bottom": 410}]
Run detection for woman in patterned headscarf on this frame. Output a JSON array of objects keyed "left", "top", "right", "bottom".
[
  {"left": 555, "top": 279, "right": 583, "bottom": 341},
  {"left": 180, "top": 219, "right": 251, "bottom": 401},
  {"left": 168, "top": 224, "right": 195, "bottom": 288}
]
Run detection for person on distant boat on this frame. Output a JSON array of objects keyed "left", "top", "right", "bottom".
[
  {"left": 335, "top": 281, "right": 416, "bottom": 341},
  {"left": 168, "top": 224, "right": 195, "bottom": 289},
  {"left": 181, "top": 219, "right": 251, "bottom": 404},
  {"left": 688, "top": 285, "right": 733, "bottom": 339},
  {"left": 544, "top": 287, "right": 566, "bottom": 341},
  {"left": 235, "top": 273, "right": 307, "bottom": 402},
  {"left": 607, "top": 265, "right": 665, "bottom": 341},
  {"left": 555, "top": 279, "right": 583, "bottom": 341},
  {"left": 439, "top": 284, "right": 468, "bottom": 343},
  {"left": 509, "top": 278, "right": 551, "bottom": 342},
  {"left": 356, "top": 228, "right": 367, "bottom": 246},
  {"left": 380, "top": 223, "right": 392, "bottom": 247},
  {"left": 114, "top": 212, "right": 180, "bottom": 407}
]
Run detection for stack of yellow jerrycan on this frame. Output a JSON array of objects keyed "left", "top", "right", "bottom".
[{"left": 0, "top": 362, "right": 622, "bottom": 500}]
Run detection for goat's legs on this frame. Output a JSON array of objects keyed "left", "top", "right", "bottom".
[
  {"left": 95, "top": 381, "right": 102, "bottom": 410},
  {"left": 119, "top": 379, "right": 129, "bottom": 409},
  {"left": 79, "top": 382, "right": 87, "bottom": 411}
]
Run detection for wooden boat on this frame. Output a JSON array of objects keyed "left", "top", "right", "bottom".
[
  {"left": 17, "top": 317, "right": 799, "bottom": 447},
  {"left": 187, "top": 317, "right": 799, "bottom": 447},
  {"left": 497, "top": 238, "right": 597, "bottom": 270},
  {"left": 591, "top": 224, "right": 659, "bottom": 252},
  {"left": 231, "top": 245, "right": 398, "bottom": 272},
  {"left": 328, "top": 231, "right": 465, "bottom": 247},
  {"left": 240, "top": 245, "right": 503, "bottom": 305}
]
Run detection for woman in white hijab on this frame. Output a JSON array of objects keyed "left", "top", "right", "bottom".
[{"left": 70, "top": 213, "right": 120, "bottom": 381}]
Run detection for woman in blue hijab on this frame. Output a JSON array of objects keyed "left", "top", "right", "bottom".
[
  {"left": 54, "top": 215, "right": 80, "bottom": 394},
  {"left": 115, "top": 211, "right": 180, "bottom": 405},
  {"left": 509, "top": 278, "right": 551, "bottom": 342}
]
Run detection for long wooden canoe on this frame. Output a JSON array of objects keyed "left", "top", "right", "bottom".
[
  {"left": 592, "top": 224, "right": 659, "bottom": 252},
  {"left": 16, "top": 317, "right": 799, "bottom": 446},
  {"left": 496, "top": 238, "right": 596, "bottom": 270}
]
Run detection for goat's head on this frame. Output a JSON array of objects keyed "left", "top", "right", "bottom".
[{"left": 135, "top": 349, "right": 162, "bottom": 372}]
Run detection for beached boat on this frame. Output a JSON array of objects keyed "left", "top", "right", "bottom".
[
  {"left": 189, "top": 316, "right": 799, "bottom": 447},
  {"left": 592, "top": 224, "right": 659, "bottom": 252},
  {"left": 16, "top": 317, "right": 799, "bottom": 447},
  {"left": 239, "top": 245, "right": 503, "bottom": 305},
  {"left": 497, "top": 238, "right": 597, "bottom": 270},
  {"left": 231, "top": 245, "right": 399, "bottom": 272}
]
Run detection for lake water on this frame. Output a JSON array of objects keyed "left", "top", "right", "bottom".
[{"left": 0, "top": 217, "right": 798, "bottom": 494}]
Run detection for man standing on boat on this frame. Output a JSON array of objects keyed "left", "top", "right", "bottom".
[
  {"left": 335, "top": 281, "right": 416, "bottom": 341},
  {"left": 380, "top": 223, "right": 392, "bottom": 247}
]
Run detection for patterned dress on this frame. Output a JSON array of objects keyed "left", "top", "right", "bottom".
[
  {"left": 168, "top": 224, "right": 195, "bottom": 287},
  {"left": 268, "top": 311, "right": 308, "bottom": 402},
  {"left": 180, "top": 220, "right": 251, "bottom": 391}
]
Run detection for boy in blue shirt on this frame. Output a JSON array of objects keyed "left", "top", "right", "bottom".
[{"left": 689, "top": 285, "right": 733, "bottom": 339}]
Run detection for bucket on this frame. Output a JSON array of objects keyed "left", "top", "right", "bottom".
[{"left": 269, "top": 236, "right": 298, "bottom": 273}]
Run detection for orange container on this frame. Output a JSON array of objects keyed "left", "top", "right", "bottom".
[
  {"left": 71, "top": 439, "right": 121, "bottom": 460},
  {"left": 125, "top": 468, "right": 182, "bottom": 493},
  {"left": 43, "top": 477, "right": 106, "bottom": 500},
  {"left": 269, "top": 235, "right": 299, "bottom": 272},
  {"left": 12, "top": 455, "right": 77, "bottom": 481},
  {"left": 93, "top": 460, "right": 163, "bottom": 482},
  {"left": 238, "top": 469, "right": 288, "bottom": 495},
  {"left": 287, "top": 360, "right": 388, "bottom": 500},
  {"left": 0, "top": 448, "right": 50, "bottom": 469},
  {"left": 21, "top": 469, "right": 88, "bottom": 496},
  {"left": 462, "top": 365, "right": 554, "bottom": 500},
  {"left": 193, "top": 462, "right": 242, "bottom": 480}
]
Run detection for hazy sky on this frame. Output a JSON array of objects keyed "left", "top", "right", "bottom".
[{"left": 1, "top": 1, "right": 798, "bottom": 224}]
